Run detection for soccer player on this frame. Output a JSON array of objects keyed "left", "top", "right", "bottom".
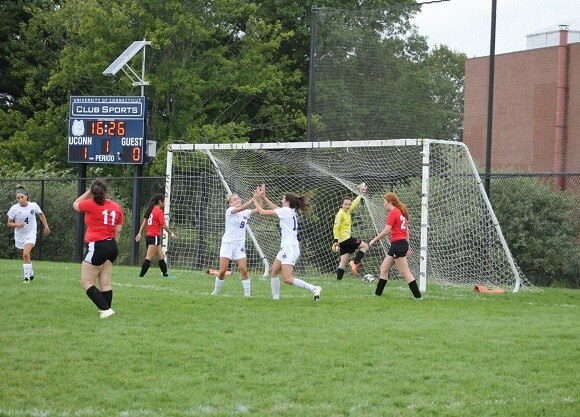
[
  {"left": 333, "top": 183, "right": 369, "bottom": 279},
  {"left": 252, "top": 184, "right": 321, "bottom": 301},
  {"left": 368, "top": 192, "right": 422, "bottom": 300},
  {"left": 73, "top": 178, "right": 124, "bottom": 318},
  {"left": 211, "top": 193, "right": 257, "bottom": 297},
  {"left": 7, "top": 185, "right": 51, "bottom": 282},
  {"left": 135, "top": 193, "right": 176, "bottom": 278}
]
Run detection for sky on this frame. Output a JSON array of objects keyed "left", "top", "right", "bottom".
[{"left": 413, "top": 0, "right": 580, "bottom": 58}]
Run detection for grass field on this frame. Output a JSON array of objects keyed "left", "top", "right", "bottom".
[{"left": 0, "top": 259, "right": 578, "bottom": 417}]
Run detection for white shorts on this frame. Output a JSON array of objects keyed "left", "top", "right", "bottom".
[
  {"left": 220, "top": 241, "right": 247, "bottom": 261},
  {"left": 276, "top": 245, "right": 300, "bottom": 266},
  {"left": 15, "top": 234, "right": 36, "bottom": 250}
]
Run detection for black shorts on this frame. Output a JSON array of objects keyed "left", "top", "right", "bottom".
[
  {"left": 145, "top": 235, "right": 161, "bottom": 246},
  {"left": 84, "top": 238, "right": 119, "bottom": 266},
  {"left": 388, "top": 239, "right": 409, "bottom": 259},
  {"left": 339, "top": 237, "right": 362, "bottom": 255}
]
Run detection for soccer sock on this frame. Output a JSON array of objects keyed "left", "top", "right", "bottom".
[
  {"left": 293, "top": 278, "right": 314, "bottom": 292},
  {"left": 242, "top": 279, "right": 251, "bottom": 296},
  {"left": 214, "top": 277, "right": 224, "bottom": 293},
  {"left": 336, "top": 268, "right": 345, "bottom": 280},
  {"left": 139, "top": 259, "right": 151, "bottom": 277},
  {"left": 102, "top": 290, "right": 113, "bottom": 308},
  {"left": 375, "top": 278, "right": 388, "bottom": 296},
  {"left": 86, "top": 286, "right": 110, "bottom": 310},
  {"left": 408, "top": 279, "right": 422, "bottom": 298},
  {"left": 23, "top": 263, "right": 32, "bottom": 279},
  {"left": 353, "top": 250, "right": 365, "bottom": 264},
  {"left": 271, "top": 277, "right": 280, "bottom": 299},
  {"left": 159, "top": 259, "right": 168, "bottom": 275}
]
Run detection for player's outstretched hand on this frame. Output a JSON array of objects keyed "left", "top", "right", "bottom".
[{"left": 358, "top": 182, "right": 367, "bottom": 193}]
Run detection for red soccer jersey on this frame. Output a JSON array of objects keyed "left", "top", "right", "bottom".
[
  {"left": 78, "top": 199, "right": 124, "bottom": 243},
  {"left": 386, "top": 207, "right": 408, "bottom": 242},
  {"left": 146, "top": 205, "right": 166, "bottom": 237}
]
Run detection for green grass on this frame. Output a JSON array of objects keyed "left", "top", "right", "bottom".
[{"left": 0, "top": 259, "right": 578, "bottom": 417}]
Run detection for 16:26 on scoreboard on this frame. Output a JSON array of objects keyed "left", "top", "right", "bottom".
[{"left": 68, "top": 96, "right": 146, "bottom": 164}]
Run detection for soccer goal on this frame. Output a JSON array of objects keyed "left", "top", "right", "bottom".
[{"left": 165, "top": 139, "right": 530, "bottom": 292}]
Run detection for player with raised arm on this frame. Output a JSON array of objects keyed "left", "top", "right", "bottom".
[
  {"left": 333, "top": 182, "right": 369, "bottom": 279},
  {"left": 135, "top": 194, "right": 176, "bottom": 278},
  {"left": 7, "top": 185, "right": 51, "bottom": 282},
  {"left": 368, "top": 192, "right": 422, "bottom": 300},
  {"left": 73, "top": 179, "right": 124, "bottom": 318},
  {"left": 211, "top": 193, "right": 257, "bottom": 297},
  {"left": 252, "top": 184, "right": 321, "bottom": 301}
]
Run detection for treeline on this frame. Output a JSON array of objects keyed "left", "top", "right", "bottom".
[{"left": 0, "top": 0, "right": 464, "bottom": 178}]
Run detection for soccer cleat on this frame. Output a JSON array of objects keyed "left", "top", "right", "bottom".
[
  {"left": 210, "top": 290, "right": 219, "bottom": 296},
  {"left": 29, "top": 275, "right": 34, "bottom": 281},
  {"left": 99, "top": 308, "right": 115, "bottom": 319},
  {"left": 313, "top": 286, "right": 322, "bottom": 301},
  {"left": 272, "top": 295, "right": 280, "bottom": 301},
  {"left": 23, "top": 278, "right": 30, "bottom": 283},
  {"left": 349, "top": 260, "right": 359, "bottom": 275},
  {"left": 415, "top": 296, "right": 424, "bottom": 301}
]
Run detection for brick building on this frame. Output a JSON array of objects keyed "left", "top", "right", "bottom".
[{"left": 463, "top": 28, "right": 579, "bottom": 181}]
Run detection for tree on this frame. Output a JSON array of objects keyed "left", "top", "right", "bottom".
[{"left": 0, "top": 0, "right": 463, "bottom": 176}]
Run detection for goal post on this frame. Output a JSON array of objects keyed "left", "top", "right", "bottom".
[{"left": 165, "top": 139, "right": 530, "bottom": 292}]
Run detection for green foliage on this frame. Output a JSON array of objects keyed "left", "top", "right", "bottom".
[
  {"left": 1, "top": 261, "right": 578, "bottom": 416},
  {"left": 1, "top": 0, "right": 464, "bottom": 177},
  {"left": 491, "top": 176, "right": 580, "bottom": 288}
]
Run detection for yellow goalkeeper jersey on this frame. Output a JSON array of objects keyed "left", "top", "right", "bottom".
[{"left": 333, "top": 195, "right": 362, "bottom": 243}]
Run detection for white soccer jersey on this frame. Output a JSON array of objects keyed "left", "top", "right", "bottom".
[
  {"left": 275, "top": 206, "right": 299, "bottom": 248},
  {"left": 221, "top": 207, "right": 252, "bottom": 243},
  {"left": 7, "top": 202, "right": 42, "bottom": 239}
]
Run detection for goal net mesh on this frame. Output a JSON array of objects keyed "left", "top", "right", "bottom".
[{"left": 167, "top": 141, "right": 530, "bottom": 291}]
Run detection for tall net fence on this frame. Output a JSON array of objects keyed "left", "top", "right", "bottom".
[
  {"left": 167, "top": 141, "right": 534, "bottom": 291},
  {"left": 308, "top": 5, "right": 465, "bottom": 143}
]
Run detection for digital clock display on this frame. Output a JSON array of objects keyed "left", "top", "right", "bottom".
[
  {"left": 88, "top": 120, "right": 126, "bottom": 136},
  {"left": 67, "top": 96, "right": 146, "bottom": 164}
]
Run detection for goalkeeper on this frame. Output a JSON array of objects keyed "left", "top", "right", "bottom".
[{"left": 332, "top": 183, "right": 369, "bottom": 279}]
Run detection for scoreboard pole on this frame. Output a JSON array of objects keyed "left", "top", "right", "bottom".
[
  {"left": 75, "top": 164, "right": 87, "bottom": 263},
  {"left": 131, "top": 161, "right": 143, "bottom": 265}
]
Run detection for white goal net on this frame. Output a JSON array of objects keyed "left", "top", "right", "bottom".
[{"left": 165, "top": 139, "right": 530, "bottom": 292}]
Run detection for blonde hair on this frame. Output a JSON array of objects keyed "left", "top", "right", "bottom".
[{"left": 384, "top": 192, "right": 409, "bottom": 219}]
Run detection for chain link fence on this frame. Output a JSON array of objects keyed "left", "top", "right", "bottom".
[
  {"left": 1, "top": 172, "right": 578, "bottom": 287},
  {"left": 0, "top": 176, "right": 165, "bottom": 266}
]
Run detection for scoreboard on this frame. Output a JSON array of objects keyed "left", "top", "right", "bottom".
[{"left": 68, "top": 96, "right": 146, "bottom": 164}]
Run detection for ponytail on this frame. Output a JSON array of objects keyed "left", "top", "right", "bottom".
[
  {"left": 90, "top": 178, "right": 108, "bottom": 205},
  {"left": 384, "top": 192, "right": 409, "bottom": 219},
  {"left": 144, "top": 193, "right": 165, "bottom": 218},
  {"left": 285, "top": 193, "right": 310, "bottom": 213}
]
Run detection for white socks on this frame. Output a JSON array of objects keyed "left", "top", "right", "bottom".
[
  {"left": 213, "top": 277, "right": 224, "bottom": 293},
  {"left": 242, "top": 279, "right": 251, "bottom": 297},
  {"left": 271, "top": 277, "right": 280, "bottom": 300},
  {"left": 213, "top": 277, "right": 251, "bottom": 296},
  {"left": 293, "top": 278, "right": 314, "bottom": 292},
  {"left": 23, "top": 263, "right": 33, "bottom": 279}
]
